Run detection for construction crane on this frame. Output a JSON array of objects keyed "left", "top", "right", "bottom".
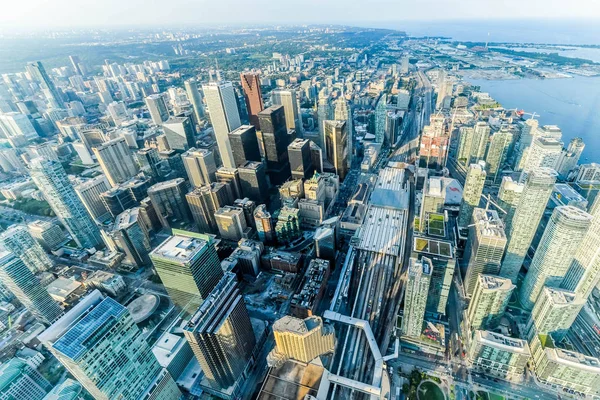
[
  {"left": 507, "top": 108, "right": 540, "bottom": 120},
  {"left": 466, "top": 194, "right": 507, "bottom": 229}
]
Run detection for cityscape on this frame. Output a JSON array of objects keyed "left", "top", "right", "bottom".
[{"left": 1, "top": 10, "right": 600, "bottom": 400}]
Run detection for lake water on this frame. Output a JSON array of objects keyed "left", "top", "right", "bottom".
[{"left": 467, "top": 76, "right": 600, "bottom": 161}]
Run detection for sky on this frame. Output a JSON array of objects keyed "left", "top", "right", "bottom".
[{"left": 1, "top": 0, "right": 600, "bottom": 29}]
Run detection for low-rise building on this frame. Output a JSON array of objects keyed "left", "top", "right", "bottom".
[{"left": 289, "top": 259, "right": 329, "bottom": 318}]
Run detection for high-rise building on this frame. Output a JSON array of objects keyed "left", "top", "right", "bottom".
[
  {"left": 485, "top": 128, "right": 513, "bottom": 183},
  {"left": 402, "top": 257, "right": 432, "bottom": 338},
  {"left": 145, "top": 93, "right": 170, "bottom": 125},
  {"left": 457, "top": 163, "right": 486, "bottom": 227},
  {"left": 514, "top": 119, "right": 540, "bottom": 171},
  {"left": 519, "top": 206, "right": 591, "bottom": 310},
  {"left": 0, "top": 225, "right": 53, "bottom": 273},
  {"left": 74, "top": 175, "right": 111, "bottom": 223},
  {"left": 269, "top": 315, "right": 334, "bottom": 365},
  {"left": 184, "top": 78, "right": 205, "bottom": 123},
  {"left": 150, "top": 234, "right": 223, "bottom": 309},
  {"left": 186, "top": 183, "right": 233, "bottom": 233},
  {"left": 464, "top": 209, "right": 507, "bottom": 296},
  {"left": 271, "top": 89, "right": 302, "bottom": 135},
  {"left": 519, "top": 137, "right": 563, "bottom": 183},
  {"left": 500, "top": 168, "right": 557, "bottom": 283},
  {"left": 310, "top": 141, "right": 324, "bottom": 173},
  {"left": 26, "top": 61, "right": 64, "bottom": 108},
  {"left": 147, "top": 178, "right": 191, "bottom": 229},
  {"left": 29, "top": 158, "right": 103, "bottom": 249},
  {"left": 92, "top": 137, "right": 139, "bottom": 187},
  {"left": 323, "top": 120, "right": 348, "bottom": 180},
  {"left": 111, "top": 208, "right": 151, "bottom": 268},
  {"left": 28, "top": 220, "right": 67, "bottom": 252},
  {"left": 0, "top": 112, "right": 38, "bottom": 142},
  {"left": 162, "top": 116, "right": 196, "bottom": 151},
  {"left": 334, "top": 95, "right": 352, "bottom": 145},
  {"left": 215, "top": 206, "right": 247, "bottom": 241},
  {"left": 39, "top": 290, "right": 182, "bottom": 400},
  {"left": 238, "top": 161, "right": 269, "bottom": 203},
  {"left": 0, "top": 252, "right": 63, "bottom": 325},
  {"left": 467, "top": 275, "right": 514, "bottom": 331},
  {"left": 228, "top": 125, "right": 261, "bottom": 167},
  {"left": 527, "top": 287, "right": 585, "bottom": 338},
  {"left": 288, "top": 138, "right": 314, "bottom": 179},
  {"left": 275, "top": 207, "right": 301, "bottom": 244},
  {"left": 556, "top": 137, "right": 585, "bottom": 180},
  {"left": 456, "top": 123, "right": 489, "bottom": 167},
  {"left": 254, "top": 204, "right": 275, "bottom": 244},
  {"left": 258, "top": 105, "right": 291, "bottom": 184},
  {"left": 468, "top": 331, "right": 530, "bottom": 382},
  {"left": 216, "top": 167, "right": 242, "bottom": 200},
  {"left": 0, "top": 358, "right": 52, "bottom": 400},
  {"left": 181, "top": 148, "right": 217, "bottom": 188},
  {"left": 240, "top": 72, "right": 264, "bottom": 129},
  {"left": 497, "top": 176, "right": 524, "bottom": 230},
  {"left": 374, "top": 93, "right": 387, "bottom": 143},
  {"left": 202, "top": 81, "right": 241, "bottom": 169},
  {"left": 183, "top": 272, "right": 256, "bottom": 392},
  {"left": 100, "top": 186, "right": 136, "bottom": 218}
]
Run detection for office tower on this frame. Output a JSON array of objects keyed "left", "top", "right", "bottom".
[
  {"left": 271, "top": 89, "right": 302, "bottom": 135},
  {"left": 74, "top": 175, "right": 111, "bottom": 223},
  {"left": 184, "top": 78, "right": 205, "bottom": 122},
  {"left": 145, "top": 94, "right": 170, "bottom": 125},
  {"left": 556, "top": 137, "right": 585, "bottom": 179},
  {"left": 0, "top": 252, "right": 63, "bottom": 325},
  {"left": 402, "top": 257, "right": 432, "bottom": 338},
  {"left": 202, "top": 81, "right": 241, "bottom": 168},
  {"left": 92, "top": 137, "right": 138, "bottom": 187},
  {"left": 182, "top": 148, "right": 217, "bottom": 188},
  {"left": 436, "top": 70, "right": 453, "bottom": 109},
  {"left": 216, "top": 167, "right": 243, "bottom": 199},
  {"left": 497, "top": 176, "right": 524, "bottom": 230},
  {"left": 527, "top": 287, "right": 585, "bottom": 339},
  {"left": 258, "top": 105, "right": 291, "bottom": 184},
  {"left": 215, "top": 206, "right": 247, "bottom": 241},
  {"left": 186, "top": 183, "right": 233, "bottom": 233},
  {"left": 162, "top": 116, "right": 195, "bottom": 151},
  {"left": 519, "top": 206, "right": 591, "bottom": 310},
  {"left": 519, "top": 137, "right": 563, "bottom": 183},
  {"left": 269, "top": 315, "right": 334, "bottom": 365},
  {"left": 136, "top": 147, "right": 166, "bottom": 179},
  {"left": 0, "top": 358, "right": 52, "bottom": 399},
  {"left": 26, "top": 61, "right": 64, "bottom": 107},
  {"left": 184, "top": 272, "right": 256, "bottom": 391},
  {"left": 0, "top": 225, "right": 52, "bottom": 273},
  {"left": 562, "top": 196, "right": 600, "bottom": 299},
  {"left": 464, "top": 209, "right": 507, "bottom": 296},
  {"left": 39, "top": 291, "right": 181, "bottom": 400},
  {"left": 468, "top": 331, "right": 530, "bottom": 382},
  {"left": 500, "top": 168, "right": 557, "bottom": 283},
  {"left": 317, "top": 91, "right": 332, "bottom": 146},
  {"left": 456, "top": 123, "right": 489, "bottom": 167},
  {"left": 314, "top": 225, "right": 335, "bottom": 260},
  {"left": 147, "top": 178, "right": 191, "bottom": 229},
  {"left": 150, "top": 234, "right": 223, "bottom": 308},
  {"left": 29, "top": 158, "right": 103, "bottom": 249},
  {"left": 69, "top": 55, "right": 83, "bottom": 75},
  {"left": 111, "top": 208, "right": 151, "bottom": 267},
  {"left": 514, "top": 118, "right": 540, "bottom": 171},
  {"left": 334, "top": 95, "right": 352, "bottom": 142},
  {"left": 374, "top": 93, "right": 387, "bottom": 143},
  {"left": 275, "top": 207, "right": 301, "bottom": 244},
  {"left": 254, "top": 204, "right": 275, "bottom": 243},
  {"left": 485, "top": 128, "right": 513, "bottom": 183},
  {"left": 0, "top": 112, "right": 38, "bottom": 142},
  {"left": 467, "top": 275, "right": 514, "bottom": 331},
  {"left": 323, "top": 120, "right": 348, "bottom": 180},
  {"left": 240, "top": 72, "right": 264, "bottom": 129},
  {"left": 100, "top": 186, "right": 135, "bottom": 218},
  {"left": 385, "top": 110, "right": 402, "bottom": 144},
  {"left": 457, "top": 163, "right": 486, "bottom": 227},
  {"left": 288, "top": 138, "right": 314, "bottom": 179},
  {"left": 238, "top": 161, "right": 269, "bottom": 203},
  {"left": 310, "top": 141, "right": 324, "bottom": 173},
  {"left": 228, "top": 125, "right": 261, "bottom": 167},
  {"left": 234, "top": 197, "right": 257, "bottom": 228},
  {"left": 28, "top": 220, "right": 67, "bottom": 251}
]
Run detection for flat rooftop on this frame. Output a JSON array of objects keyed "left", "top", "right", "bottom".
[
  {"left": 356, "top": 205, "right": 405, "bottom": 256},
  {"left": 258, "top": 360, "right": 324, "bottom": 400},
  {"left": 150, "top": 235, "right": 209, "bottom": 263},
  {"left": 476, "top": 330, "right": 530, "bottom": 354},
  {"left": 413, "top": 236, "right": 453, "bottom": 258}
]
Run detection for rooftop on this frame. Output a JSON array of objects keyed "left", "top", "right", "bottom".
[
  {"left": 478, "top": 275, "right": 514, "bottom": 292},
  {"left": 476, "top": 330, "right": 529, "bottom": 354},
  {"left": 413, "top": 236, "right": 453, "bottom": 258},
  {"left": 126, "top": 294, "right": 160, "bottom": 323},
  {"left": 273, "top": 315, "right": 322, "bottom": 335},
  {"left": 114, "top": 207, "right": 141, "bottom": 230},
  {"left": 150, "top": 235, "right": 210, "bottom": 263}
]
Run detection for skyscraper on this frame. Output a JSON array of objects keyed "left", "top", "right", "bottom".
[
  {"left": 374, "top": 93, "right": 387, "bottom": 143},
  {"left": 240, "top": 72, "right": 264, "bottom": 129},
  {"left": 485, "top": 128, "right": 513, "bottom": 183},
  {"left": 215, "top": 206, "right": 247, "bottom": 241},
  {"left": 216, "top": 167, "right": 243, "bottom": 199},
  {"left": 39, "top": 290, "right": 182, "bottom": 400},
  {"left": 92, "top": 137, "right": 139, "bottom": 187},
  {"left": 519, "top": 206, "right": 591, "bottom": 310},
  {"left": 258, "top": 105, "right": 291, "bottom": 184},
  {"left": 270, "top": 315, "right": 334, "bottom": 365},
  {"left": 162, "top": 116, "right": 196, "bottom": 151},
  {"left": 402, "top": 257, "right": 432, "bottom": 338},
  {"left": 186, "top": 183, "right": 233, "bottom": 233},
  {"left": 26, "top": 61, "right": 64, "bottom": 108},
  {"left": 75, "top": 175, "right": 111, "bottom": 223},
  {"left": 29, "top": 158, "right": 103, "bottom": 249},
  {"left": 556, "top": 137, "right": 585, "bottom": 180},
  {"left": 0, "top": 225, "right": 53, "bottom": 273},
  {"left": 288, "top": 138, "right": 314, "bottom": 179},
  {"left": 519, "top": 137, "right": 563, "bottom": 183},
  {"left": 145, "top": 94, "right": 170, "bottom": 125},
  {"left": 183, "top": 272, "right": 256, "bottom": 391},
  {"left": 467, "top": 275, "right": 514, "bottom": 331},
  {"left": 497, "top": 176, "right": 524, "bottom": 231},
  {"left": 463, "top": 208, "right": 507, "bottom": 297},
  {"left": 254, "top": 204, "right": 275, "bottom": 243},
  {"left": 323, "top": 120, "right": 348, "bottom": 180},
  {"left": 457, "top": 163, "right": 486, "bottom": 227},
  {"left": 271, "top": 89, "right": 302, "bottom": 135},
  {"left": 110, "top": 208, "right": 152, "bottom": 268},
  {"left": 181, "top": 147, "right": 217, "bottom": 188},
  {"left": 184, "top": 78, "right": 205, "bottom": 123},
  {"left": 202, "top": 81, "right": 241, "bottom": 168},
  {"left": 527, "top": 287, "right": 585, "bottom": 339},
  {"left": 0, "top": 252, "right": 63, "bottom": 325},
  {"left": 228, "top": 125, "right": 261, "bottom": 167},
  {"left": 28, "top": 220, "right": 67, "bottom": 252},
  {"left": 500, "top": 168, "right": 557, "bottom": 283},
  {"left": 238, "top": 161, "right": 269, "bottom": 203},
  {"left": 147, "top": 178, "right": 191, "bottom": 229},
  {"left": 456, "top": 123, "right": 489, "bottom": 167}
]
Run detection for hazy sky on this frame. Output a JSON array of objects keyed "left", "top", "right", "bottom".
[{"left": 1, "top": 0, "right": 600, "bottom": 29}]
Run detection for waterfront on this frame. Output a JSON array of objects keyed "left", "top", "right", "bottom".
[{"left": 467, "top": 76, "right": 600, "bottom": 160}]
